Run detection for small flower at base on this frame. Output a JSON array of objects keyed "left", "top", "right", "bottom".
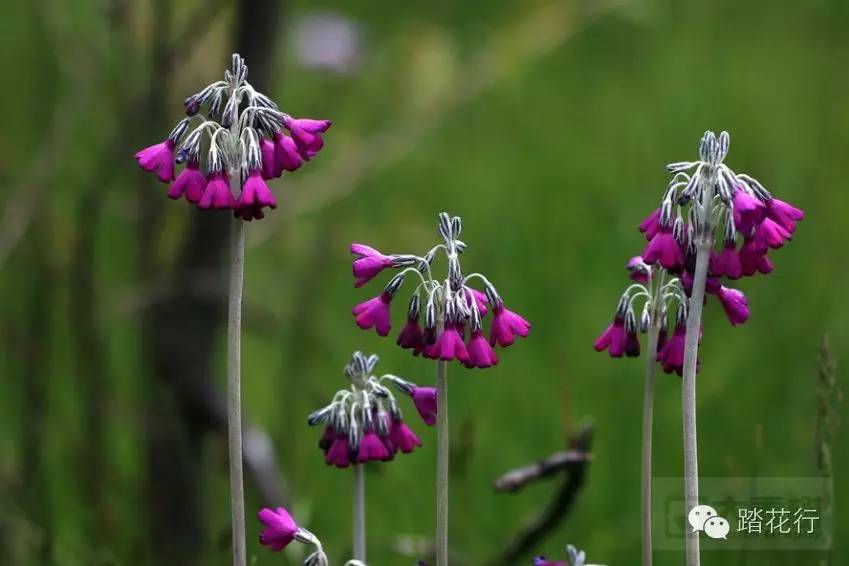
[
  {"left": 397, "top": 318, "right": 425, "bottom": 355},
  {"left": 489, "top": 304, "right": 531, "bottom": 347},
  {"left": 353, "top": 292, "right": 393, "bottom": 336},
  {"left": 465, "top": 329, "right": 499, "bottom": 368},
  {"left": 258, "top": 506, "right": 299, "bottom": 552},
  {"left": 283, "top": 117, "right": 332, "bottom": 160},
  {"left": 639, "top": 208, "right": 661, "bottom": 240},
  {"left": 715, "top": 285, "right": 749, "bottom": 326},
  {"left": 357, "top": 431, "right": 392, "bottom": 463},
  {"left": 426, "top": 323, "right": 470, "bottom": 363},
  {"left": 739, "top": 237, "right": 774, "bottom": 277},
  {"left": 626, "top": 256, "right": 650, "bottom": 283},
  {"left": 710, "top": 239, "right": 742, "bottom": 279},
  {"left": 273, "top": 132, "right": 303, "bottom": 172},
  {"left": 390, "top": 419, "right": 422, "bottom": 453},
  {"left": 642, "top": 225, "right": 684, "bottom": 271},
  {"left": 411, "top": 386, "right": 438, "bottom": 426},
  {"left": 198, "top": 171, "right": 236, "bottom": 210},
  {"left": 532, "top": 558, "right": 567, "bottom": 566},
  {"left": 135, "top": 140, "right": 175, "bottom": 183},
  {"left": 260, "top": 138, "right": 282, "bottom": 179},
  {"left": 325, "top": 435, "right": 352, "bottom": 468},
  {"left": 594, "top": 315, "right": 627, "bottom": 358},
  {"left": 351, "top": 243, "right": 394, "bottom": 288},
  {"left": 168, "top": 159, "right": 206, "bottom": 203},
  {"left": 237, "top": 170, "right": 278, "bottom": 216}
]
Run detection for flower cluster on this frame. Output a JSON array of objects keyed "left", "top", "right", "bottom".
[
  {"left": 257, "top": 506, "right": 365, "bottom": 566},
  {"left": 595, "top": 131, "right": 803, "bottom": 375},
  {"left": 351, "top": 213, "right": 530, "bottom": 368},
  {"left": 308, "top": 351, "right": 437, "bottom": 468},
  {"left": 134, "top": 53, "right": 331, "bottom": 221}
]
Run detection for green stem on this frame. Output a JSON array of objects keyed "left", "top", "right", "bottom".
[
  {"left": 436, "top": 360, "right": 449, "bottom": 566},
  {"left": 683, "top": 242, "right": 710, "bottom": 566},
  {"left": 641, "top": 321, "right": 660, "bottom": 566},
  {"left": 227, "top": 214, "right": 247, "bottom": 566},
  {"left": 353, "top": 463, "right": 366, "bottom": 561}
]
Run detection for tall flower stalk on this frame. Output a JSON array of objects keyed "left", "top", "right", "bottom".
[
  {"left": 350, "top": 213, "right": 530, "bottom": 565},
  {"left": 596, "top": 131, "right": 804, "bottom": 566},
  {"left": 308, "top": 351, "right": 434, "bottom": 562},
  {"left": 134, "top": 53, "right": 330, "bottom": 566},
  {"left": 596, "top": 130, "right": 803, "bottom": 566}
]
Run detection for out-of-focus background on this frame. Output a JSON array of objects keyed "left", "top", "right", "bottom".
[{"left": 1, "top": 0, "right": 847, "bottom": 564}]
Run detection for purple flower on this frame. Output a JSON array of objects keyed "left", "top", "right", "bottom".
[
  {"left": 765, "top": 197, "right": 804, "bottom": 233},
  {"left": 715, "top": 285, "right": 749, "bottom": 326},
  {"left": 135, "top": 139, "right": 175, "bottom": 183},
  {"left": 411, "top": 386, "right": 438, "bottom": 426},
  {"left": 626, "top": 256, "right": 650, "bottom": 283},
  {"left": 358, "top": 431, "right": 392, "bottom": 462},
  {"left": 657, "top": 322, "right": 686, "bottom": 376},
  {"left": 709, "top": 240, "right": 742, "bottom": 279},
  {"left": 258, "top": 506, "right": 299, "bottom": 552},
  {"left": 325, "top": 435, "right": 351, "bottom": 468},
  {"left": 532, "top": 558, "right": 567, "bottom": 566},
  {"left": 643, "top": 225, "right": 684, "bottom": 271},
  {"left": 490, "top": 304, "right": 531, "bottom": 347},
  {"left": 465, "top": 330, "right": 499, "bottom": 368},
  {"left": 260, "top": 138, "right": 282, "bottom": 179},
  {"left": 318, "top": 426, "right": 336, "bottom": 453},
  {"left": 594, "top": 315, "right": 627, "bottom": 358},
  {"left": 625, "top": 330, "right": 640, "bottom": 358},
  {"left": 273, "top": 132, "right": 303, "bottom": 172},
  {"left": 638, "top": 208, "right": 661, "bottom": 240},
  {"left": 397, "top": 317, "right": 425, "bottom": 355},
  {"left": 426, "top": 324, "right": 470, "bottom": 363},
  {"left": 351, "top": 243, "right": 394, "bottom": 288},
  {"left": 754, "top": 217, "right": 791, "bottom": 249},
  {"left": 390, "top": 419, "right": 422, "bottom": 453},
  {"left": 237, "top": 170, "right": 278, "bottom": 217},
  {"left": 168, "top": 159, "right": 206, "bottom": 203},
  {"left": 198, "top": 171, "right": 236, "bottom": 210},
  {"left": 739, "top": 237, "right": 774, "bottom": 277},
  {"left": 283, "top": 116, "right": 332, "bottom": 160},
  {"left": 353, "top": 292, "right": 393, "bottom": 336},
  {"left": 732, "top": 188, "right": 766, "bottom": 236}
]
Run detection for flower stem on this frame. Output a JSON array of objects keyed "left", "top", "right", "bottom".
[
  {"left": 353, "top": 463, "right": 366, "bottom": 561},
  {"left": 227, "top": 215, "right": 247, "bottom": 566},
  {"left": 436, "top": 359, "right": 449, "bottom": 566},
  {"left": 641, "top": 321, "right": 660, "bottom": 566},
  {"left": 682, "top": 242, "right": 710, "bottom": 566}
]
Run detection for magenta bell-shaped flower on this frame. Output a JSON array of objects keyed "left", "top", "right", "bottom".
[
  {"left": 715, "top": 285, "right": 750, "bottom": 326},
  {"left": 732, "top": 187, "right": 767, "bottom": 236},
  {"left": 426, "top": 323, "right": 470, "bottom": 363},
  {"left": 135, "top": 139, "right": 176, "bottom": 183},
  {"left": 353, "top": 292, "right": 393, "bottom": 336},
  {"left": 357, "top": 431, "right": 392, "bottom": 463},
  {"left": 397, "top": 317, "right": 426, "bottom": 355},
  {"left": 710, "top": 240, "right": 742, "bottom": 279},
  {"left": 594, "top": 315, "right": 627, "bottom": 358},
  {"left": 351, "top": 243, "right": 395, "bottom": 288},
  {"left": 490, "top": 304, "right": 531, "bottom": 347},
  {"left": 273, "top": 131, "right": 303, "bottom": 172},
  {"left": 198, "top": 171, "right": 236, "bottom": 210},
  {"left": 258, "top": 506, "right": 299, "bottom": 552},
  {"left": 283, "top": 116, "right": 332, "bottom": 160},
  {"left": 465, "top": 329, "right": 499, "bottom": 368},
  {"left": 638, "top": 208, "right": 662, "bottom": 240},
  {"left": 237, "top": 169, "right": 278, "bottom": 220},
  {"left": 411, "top": 386, "right": 438, "bottom": 426},
  {"left": 167, "top": 159, "right": 207, "bottom": 203},
  {"left": 642, "top": 225, "right": 684, "bottom": 271},
  {"left": 390, "top": 419, "right": 422, "bottom": 453},
  {"left": 325, "top": 435, "right": 351, "bottom": 468},
  {"left": 765, "top": 197, "right": 804, "bottom": 233}
]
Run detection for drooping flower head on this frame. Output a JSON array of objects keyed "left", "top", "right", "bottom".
[
  {"left": 532, "top": 543, "right": 601, "bottom": 566},
  {"left": 598, "top": 131, "right": 803, "bottom": 375},
  {"left": 307, "top": 351, "right": 428, "bottom": 468},
  {"left": 350, "top": 212, "right": 530, "bottom": 367},
  {"left": 257, "top": 506, "right": 331, "bottom": 565},
  {"left": 134, "top": 53, "right": 331, "bottom": 220}
]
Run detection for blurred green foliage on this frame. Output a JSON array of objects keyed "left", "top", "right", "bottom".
[{"left": 1, "top": 0, "right": 848, "bottom": 565}]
